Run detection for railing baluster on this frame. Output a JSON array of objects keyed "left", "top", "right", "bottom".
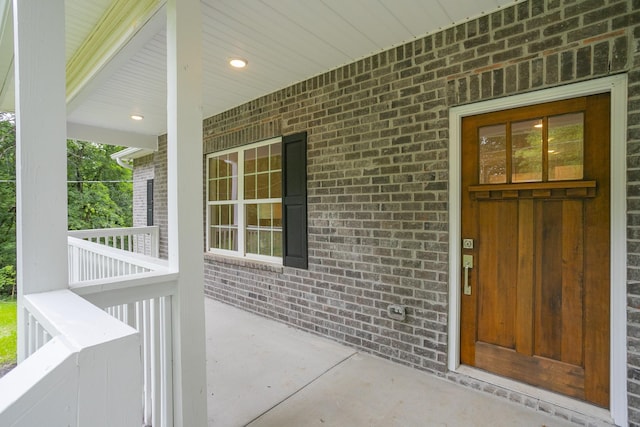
[
  {"left": 161, "top": 296, "right": 173, "bottom": 427},
  {"left": 143, "top": 300, "right": 152, "bottom": 425},
  {"left": 151, "top": 298, "right": 161, "bottom": 426},
  {"left": 35, "top": 323, "right": 43, "bottom": 349},
  {"left": 27, "top": 312, "right": 35, "bottom": 357}
]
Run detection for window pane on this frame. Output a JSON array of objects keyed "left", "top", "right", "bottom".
[
  {"left": 245, "top": 148, "right": 256, "bottom": 174},
  {"left": 272, "top": 231, "right": 283, "bottom": 257},
  {"left": 271, "top": 171, "right": 282, "bottom": 198},
  {"left": 479, "top": 124, "right": 506, "bottom": 184},
  {"left": 212, "top": 228, "right": 237, "bottom": 251},
  {"left": 208, "top": 180, "right": 217, "bottom": 201},
  {"left": 210, "top": 205, "right": 219, "bottom": 225},
  {"left": 246, "top": 230, "right": 258, "bottom": 254},
  {"left": 208, "top": 158, "right": 218, "bottom": 178},
  {"left": 548, "top": 112, "right": 584, "bottom": 181},
  {"left": 218, "top": 178, "right": 228, "bottom": 201},
  {"left": 273, "top": 203, "right": 282, "bottom": 227},
  {"left": 271, "top": 142, "right": 282, "bottom": 170},
  {"left": 512, "top": 119, "right": 542, "bottom": 183},
  {"left": 259, "top": 231, "right": 272, "bottom": 256},
  {"left": 246, "top": 204, "right": 258, "bottom": 226},
  {"left": 257, "top": 172, "right": 270, "bottom": 199},
  {"left": 245, "top": 174, "right": 256, "bottom": 199},
  {"left": 257, "top": 145, "right": 269, "bottom": 172},
  {"left": 220, "top": 204, "right": 230, "bottom": 224}
]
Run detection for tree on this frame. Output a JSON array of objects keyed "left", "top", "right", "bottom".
[
  {"left": 0, "top": 114, "right": 16, "bottom": 274},
  {"left": 67, "top": 140, "right": 133, "bottom": 230}
]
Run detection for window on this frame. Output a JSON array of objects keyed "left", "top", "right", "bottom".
[
  {"left": 207, "top": 137, "right": 282, "bottom": 262},
  {"left": 146, "top": 179, "right": 154, "bottom": 226},
  {"left": 478, "top": 112, "right": 584, "bottom": 184},
  {"left": 206, "top": 132, "right": 308, "bottom": 267}
]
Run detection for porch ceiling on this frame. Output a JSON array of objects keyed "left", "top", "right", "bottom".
[{"left": 0, "top": 0, "right": 518, "bottom": 146}]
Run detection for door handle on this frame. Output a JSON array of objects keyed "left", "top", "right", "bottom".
[{"left": 463, "top": 254, "right": 473, "bottom": 295}]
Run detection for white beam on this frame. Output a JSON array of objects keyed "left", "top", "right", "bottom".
[
  {"left": 67, "top": 122, "right": 158, "bottom": 150},
  {"left": 166, "top": 0, "right": 207, "bottom": 426},
  {"left": 13, "top": 0, "right": 68, "bottom": 361}
]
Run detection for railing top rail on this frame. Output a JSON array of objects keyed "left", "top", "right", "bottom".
[
  {"left": 1, "top": 290, "right": 143, "bottom": 426},
  {"left": 68, "top": 226, "right": 159, "bottom": 239},
  {"left": 23, "top": 290, "right": 138, "bottom": 350},
  {"left": 68, "top": 236, "right": 167, "bottom": 271},
  {"left": 70, "top": 270, "right": 178, "bottom": 308}
]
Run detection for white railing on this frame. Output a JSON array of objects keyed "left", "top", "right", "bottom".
[
  {"left": 0, "top": 290, "right": 142, "bottom": 427},
  {"left": 68, "top": 236, "right": 161, "bottom": 283},
  {"left": 68, "top": 225, "right": 159, "bottom": 257},
  {"left": 0, "top": 231, "right": 177, "bottom": 427},
  {"left": 24, "top": 309, "right": 52, "bottom": 358},
  {"left": 67, "top": 235, "right": 176, "bottom": 427},
  {"left": 74, "top": 273, "right": 177, "bottom": 427}
]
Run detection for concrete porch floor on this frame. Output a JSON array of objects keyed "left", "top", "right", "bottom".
[{"left": 205, "top": 298, "right": 577, "bottom": 427}]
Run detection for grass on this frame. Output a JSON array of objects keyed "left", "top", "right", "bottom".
[{"left": 0, "top": 299, "right": 17, "bottom": 366}]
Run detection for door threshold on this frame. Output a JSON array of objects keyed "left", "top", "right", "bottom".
[{"left": 455, "top": 365, "right": 613, "bottom": 424}]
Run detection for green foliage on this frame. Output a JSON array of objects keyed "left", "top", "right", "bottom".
[
  {"left": 0, "top": 265, "right": 15, "bottom": 298},
  {"left": 0, "top": 115, "right": 16, "bottom": 273},
  {"left": 67, "top": 140, "right": 133, "bottom": 230},
  {"left": 0, "top": 300, "right": 16, "bottom": 366}
]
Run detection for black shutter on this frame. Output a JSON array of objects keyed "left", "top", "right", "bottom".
[
  {"left": 282, "top": 132, "right": 308, "bottom": 269},
  {"left": 146, "top": 179, "right": 154, "bottom": 226}
]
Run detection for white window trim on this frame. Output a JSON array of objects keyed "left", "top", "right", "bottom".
[
  {"left": 206, "top": 136, "right": 283, "bottom": 265},
  {"left": 448, "top": 75, "right": 627, "bottom": 426}
]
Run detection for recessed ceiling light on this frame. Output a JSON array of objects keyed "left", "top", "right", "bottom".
[
  {"left": 229, "top": 58, "right": 247, "bottom": 69},
  {"left": 130, "top": 114, "right": 144, "bottom": 121}
]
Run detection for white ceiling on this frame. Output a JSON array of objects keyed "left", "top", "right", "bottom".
[{"left": 1, "top": 0, "right": 518, "bottom": 145}]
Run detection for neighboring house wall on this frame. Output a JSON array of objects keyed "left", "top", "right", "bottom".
[
  {"left": 132, "top": 154, "right": 154, "bottom": 227},
  {"left": 133, "top": 138, "right": 168, "bottom": 260},
  {"left": 154, "top": 136, "right": 168, "bottom": 260},
  {"left": 141, "top": 1, "right": 639, "bottom": 424}
]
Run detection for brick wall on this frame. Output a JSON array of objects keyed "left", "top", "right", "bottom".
[
  {"left": 145, "top": 0, "right": 640, "bottom": 424},
  {"left": 154, "top": 136, "right": 168, "bottom": 260},
  {"left": 134, "top": 138, "right": 169, "bottom": 260},
  {"left": 132, "top": 154, "right": 154, "bottom": 228}
]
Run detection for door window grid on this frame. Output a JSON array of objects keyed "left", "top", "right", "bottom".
[{"left": 479, "top": 112, "right": 584, "bottom": 184}]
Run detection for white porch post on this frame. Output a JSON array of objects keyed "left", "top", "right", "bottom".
[
  {"left": 13, "top": 0, "right": 68, "bottom": 362},
  {"left": 166, "top": 0, "right": 208, "bottom": 426}
]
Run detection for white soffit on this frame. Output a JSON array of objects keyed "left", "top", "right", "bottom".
[
  {"left": 5, "top": 0, "right": 520, "bottom": 141},
  {"left": 65, "top": 0, "right": 115, "bottom": 62}
]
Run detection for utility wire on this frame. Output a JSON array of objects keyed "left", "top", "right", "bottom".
[{"left": 0, "top": 180, "right": 133, "bottom": 183}]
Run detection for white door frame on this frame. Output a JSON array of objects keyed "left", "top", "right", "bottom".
[{"left": 448, "top": 74, "right": 628, "bottom": 426}]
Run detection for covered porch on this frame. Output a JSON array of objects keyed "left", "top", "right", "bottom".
[
  {"left": 0, "top": 0, "right": 633, "bottom": 426},
  {"left": 205, "top": 297, "right": 582, "bottom": 427}
]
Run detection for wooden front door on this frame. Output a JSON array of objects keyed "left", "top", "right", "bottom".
[{"left": 460, "top": 94, "right": 610, "bottom": 407}]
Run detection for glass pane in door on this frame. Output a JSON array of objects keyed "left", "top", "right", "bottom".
[
  {"left": 548, "top": 112, "right": 584, "bottom": 181},
  {"left": 479, "top": 124, "right": 507, "bottom": 184}
]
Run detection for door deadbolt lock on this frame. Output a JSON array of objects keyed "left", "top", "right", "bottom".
[{"left": 463, "top": 254, "right": 473, "bottom": 295}]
